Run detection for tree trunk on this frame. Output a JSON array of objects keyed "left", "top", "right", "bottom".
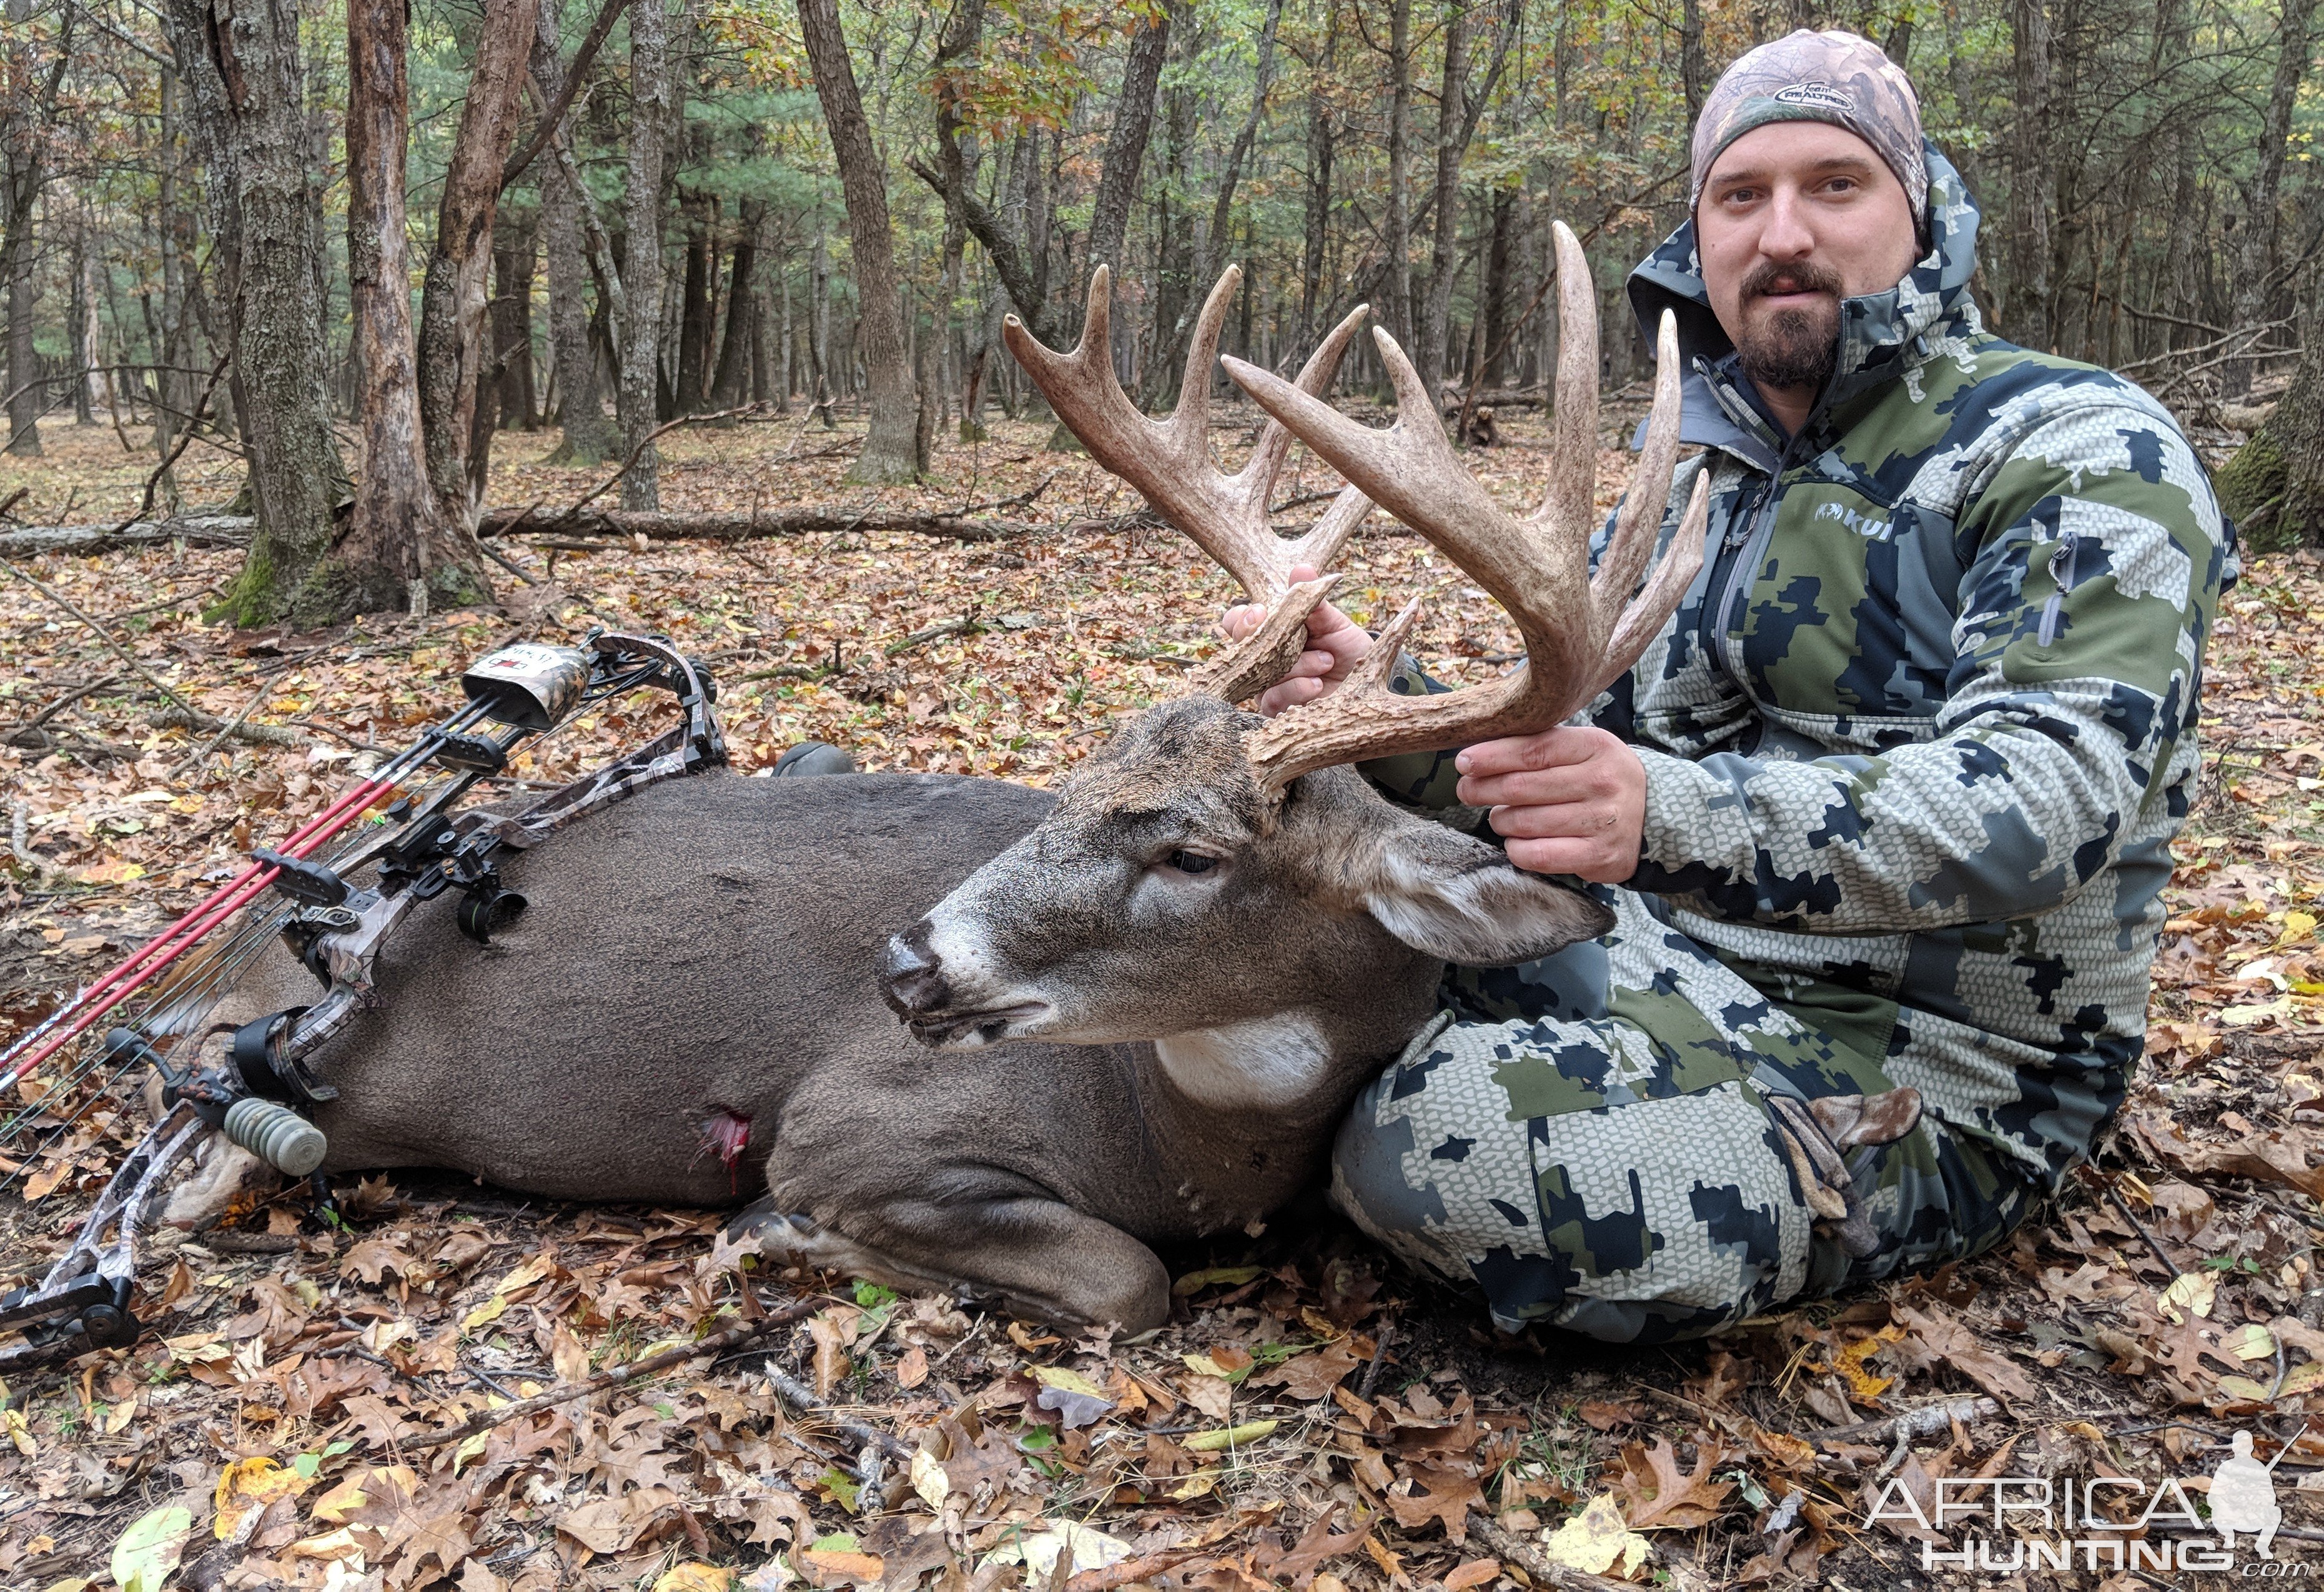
[
  {"left": 1481, "top": 183, "right": 1513, "bottom": 387},
  {"left": 797, "top": 0, "right": 922, "bottom": 482},
  {"left": 493, "top": 210, "right": 539, "bottom": 428},
  {"left": 675, "top": 197, "right": 713, "bottom": 412},
  {"left": 533, "top": 0, "right": 620, "bottom": 463},
  {"left": 167, "top": 0, "right": 350, "bottom": 625},
  {"left": 339, "top": 0, "right": 455, "bottom": 618},
  {"left": 710, "top": 200, "right": 762, "bottom": 408},
  {"left": 1, "top": 27, "right": 48, "bottom": 458},
  {"left": 620, "top": 0, "right": 670, "bottom": 506},
  {"left": 1417, "top": 0, "right": 1516, "bottom": 407},
  {"left": 2218, "top": 264, "right": 2324, "bottom": 548},
  {"left": 1678, "top": 0, "right": 1707, "bottom": 121},
  {"left": 416, "top": 0, "right": 538, "bottom": 541},
  {"left": 1384, "top": 0, "right": 1413, "bottom": 350},
  {"left": 2007, "top": 0, "right": 2052, "bottom": 345},
  {"left": 1086, "top": 6, "right": 1172, "bottom": 282},
  {"left": 2225, "top": 0, "right": 2318, "bottom": 397},
  {"left": 1300, "top": 21, "right": 1335, "bottom": 353}
]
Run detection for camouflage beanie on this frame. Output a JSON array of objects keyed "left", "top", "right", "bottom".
[{"left": 1689, "top": 29, "right": 1928, "bottom": 229}]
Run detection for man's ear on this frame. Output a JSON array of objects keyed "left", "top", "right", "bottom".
[{"left": 1359, "top": 821, "right": 1616, "bottom": 966}]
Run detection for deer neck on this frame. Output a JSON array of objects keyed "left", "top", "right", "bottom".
[
  {"left": 1125, "top": 1006, "right": 1418, "bottom": 1234},
  {"left": 1150, "top": 1012, "right": 1344, "bottom": 1116}
]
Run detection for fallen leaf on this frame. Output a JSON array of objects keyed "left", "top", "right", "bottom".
[
  {"left": 109, "top": 1505, "right": 194, "bottom": 1592},
  {"left": 1250, "top": 1339, "right": 1363, "bottom": 1402},
  {"left": 1616, "top": 1437, "right": 1734, "bottom": 1530},
  {"left": 2160, "top": 1269, "right": 2218, "bottom": 1324},
  {"left": 1893, "top": 1304, "right": 2036, "bottom": 1403},
  {"left": 978, "top": 1520, "right": 1132, "bottom": 1579},
  {"left": 1443, "top": 1558, "right": 1502, "bottom": 1590},
  {"left": 1384, "top": 1461, "right": 1486, "bottom": 1542},
  {"left": 653, "top": 1566, "right": 736, "bottom": 1592},
  {"left": 1541, "top": 1495, "right": 1650, "bottom": 1578}
]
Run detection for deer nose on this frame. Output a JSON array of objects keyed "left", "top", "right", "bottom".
[{"left": 879, "top": 919, "right": 951, "bottom": 1016}]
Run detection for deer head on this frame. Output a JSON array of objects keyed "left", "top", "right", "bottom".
[{"left": 881, "top": 228, "right": 1706, "bottom": 1070}]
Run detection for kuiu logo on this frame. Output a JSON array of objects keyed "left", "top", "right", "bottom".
[
  {"left": 1772, "top": 81, "right": 1854, "bottom": 112},
  {"left": 1863, "top": 1423, "right": 2309, "bottom": 1574},
  {"left": 1814, "top": 500, "right": 1894, "bottom": 541}
]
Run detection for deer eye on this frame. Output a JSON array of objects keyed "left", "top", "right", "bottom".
[{"left": 1164, "top": 849, "right": 1219, "bottom": 876}]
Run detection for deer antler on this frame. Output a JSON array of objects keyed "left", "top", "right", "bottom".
[
  {"left": 1220, "top": 221, "right": 1708, "bottom": 793},
  {"left": 1002, "top": 267, "right": 1376, "bottom": 701}
]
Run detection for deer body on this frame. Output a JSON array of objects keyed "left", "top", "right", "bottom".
[{"left": 200, "top": 762, "right": 1489, "bottom": 1325}]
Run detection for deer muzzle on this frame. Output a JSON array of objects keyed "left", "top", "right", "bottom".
[{"left": 878, "top": 917, "right": 1050, "bottom": 1049}]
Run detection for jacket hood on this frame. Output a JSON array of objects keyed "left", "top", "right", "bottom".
[{"left": 1625, "top": 143, "right": 1983, "bottom": 424}]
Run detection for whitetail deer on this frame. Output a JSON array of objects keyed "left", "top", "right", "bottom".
[{"left": 162, "top": 227, "right": 1702, "bottom": 1330}]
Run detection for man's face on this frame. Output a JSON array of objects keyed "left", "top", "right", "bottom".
[{"left": 1696, "top": 121, "right": 1920, "bottom": 397}]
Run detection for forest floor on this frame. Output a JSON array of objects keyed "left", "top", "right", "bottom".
[{"left": 2, "top": 403, "right": 2322, "bottom": 1591}]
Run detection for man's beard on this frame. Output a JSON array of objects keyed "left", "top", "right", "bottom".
[{"left": 1733, "top": 259, "right": 1843, "bottom": 393}]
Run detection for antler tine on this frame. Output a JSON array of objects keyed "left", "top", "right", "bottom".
[
  {"left": 1007, "top": 265, "right": 1338, "bottom": 606},
  {"left": 1538, "top": 221, "right": 1600, "bottom": 544},
  {"left": 1226, "top": 301, "right": 1380, "bottom": 577},
  {"left": 1218, "top": 225, "right": 1704, "bottom": 793},
  {"left": 1580, "top": 307, "right": 1688, "bottom": 663}
]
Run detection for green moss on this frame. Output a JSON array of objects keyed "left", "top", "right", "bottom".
[{"left": 2218, "top": 428, "right": 2293, "bottom": 552}]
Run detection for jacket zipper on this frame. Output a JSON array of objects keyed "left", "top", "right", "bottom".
[
  {"left": 2037, "top": 533, "right": 2080, "bottom": 646},
  {"left": 1710, "top": 435, "right": 1802, "bottom": 687}
]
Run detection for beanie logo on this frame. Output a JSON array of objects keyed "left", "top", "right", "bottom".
[{"left": 1772, "top": 81, "right": 1854, "bottom": 111}]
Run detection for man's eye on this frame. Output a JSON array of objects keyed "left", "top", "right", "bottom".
[{"left": 1165, "top": 850, "right": 1218, "bottom": 876}]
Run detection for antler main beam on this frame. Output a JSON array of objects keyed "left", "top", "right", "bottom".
[
  {"left": 1004, "top": 267, "right": 1379, "bottom": 700},
  {"left": 1221, "top": 221, "right": 1708, "bottom": 792}
]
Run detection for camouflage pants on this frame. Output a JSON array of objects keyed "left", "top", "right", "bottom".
[{"left": 1328, "top": 888, "right": 2040, "bottom": 1343}]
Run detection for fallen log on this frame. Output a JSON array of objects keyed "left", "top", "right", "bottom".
[
  {"left": 480, "top": 506, "right": 1034, "bottom": 541},
  {"left": 0, "top": 515, "right": 255, "bottom": 558}
]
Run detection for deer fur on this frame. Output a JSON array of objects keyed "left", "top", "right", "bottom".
[{"left": 177, "top": 701, "right": 1606, "bottom": 1329}]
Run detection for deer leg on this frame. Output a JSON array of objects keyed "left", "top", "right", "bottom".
[{"left": 729, "top": 1179, "right": 1170, "bottom": 1331}]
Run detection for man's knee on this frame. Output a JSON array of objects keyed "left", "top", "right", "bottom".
[{"left": 1331, "top": 1057, "right": 1817, "bottom": 1343}]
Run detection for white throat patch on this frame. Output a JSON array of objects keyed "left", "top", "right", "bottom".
[{"left": 1154, "top": 1012, "right": 1335, "bottom": 1109}]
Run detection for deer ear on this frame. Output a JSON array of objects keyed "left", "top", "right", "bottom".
[{"left": 1360, "top": 823, "right": 1615, "bottom": 967}]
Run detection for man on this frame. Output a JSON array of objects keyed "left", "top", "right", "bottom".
[{"left": 1228, "top": 29, "right": 2228, "bottom": 1341}]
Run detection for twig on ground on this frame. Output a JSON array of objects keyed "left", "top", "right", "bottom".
[
  {"left": 168, "top": 681, "right": 275, "bottom": 779},
  {"left": 2098, "top": 1174, "right": 2184, "bottom": 1280},
  {"left": 1466, "top": 1510, "right": 1638, "bottom": 1591},
  {"left": 6, "top": 674, "right": 124, "bottom": 741},
  {"left": 1357, "top": 1316, "right": 1395, "bottom": 1400},
  {"left": 763, "top": 1363, "right": 916, "bottom": 1463},
  {"left": 149, "top": 703, "right": 309, "bottom": 749},
  {"left": 886, "top": 612, "right": 981, "bottom": 657},
  {"left": 477, "top": 538, "right": 541, "bottom": 587},
  {"left": 0, "top": 560, "right": 204, "bottom": 719},
  {"left": 1806, "top": 1395, "right": 1999, "bottom": 1447},
  {"left": 408, "top": 1295, "right": 824, "bottom": 1451}
]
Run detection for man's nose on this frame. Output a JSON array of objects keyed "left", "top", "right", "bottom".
[{"left": 1757, "top": 188, "right": 1816, "bottom": 260}]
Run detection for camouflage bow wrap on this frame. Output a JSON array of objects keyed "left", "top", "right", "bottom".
[
  {"left": 1333, "top": 148, "right": 2231, "bottom": 1343},
  {"left": 1689, "top": 28, "right": 1929, "bottom": 230}
]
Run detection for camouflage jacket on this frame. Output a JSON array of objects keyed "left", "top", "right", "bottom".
[{"left": 1374, "top": 147, "right": 2229, "bottom": 1189}]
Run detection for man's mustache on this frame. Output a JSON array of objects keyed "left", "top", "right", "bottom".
[{"left": 1741, "top": 260, "right": 1845, "bottom": 301}]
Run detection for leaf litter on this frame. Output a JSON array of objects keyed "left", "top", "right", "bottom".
[{"left": 2, "top": 413, "right": 2324, "bottom": 1586}]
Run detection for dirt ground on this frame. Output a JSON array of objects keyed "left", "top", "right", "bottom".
[{"left": 2, "top": 403, "right": 2322, "bottom": 1591}]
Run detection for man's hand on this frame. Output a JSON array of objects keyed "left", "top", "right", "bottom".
[
  {"left": 1219, "top": 563, "right": 1375, "bottom": 716},
  {"left": 1455, "top": 726, "right": 1646, "bottom": 883}
]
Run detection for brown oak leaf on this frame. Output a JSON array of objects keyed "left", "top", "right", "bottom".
[
  {"left": 1892, "top": 1305, "right": 2036, "bottom": 1403},
  {"left": 1383, "top": 1461, "right": 1485, "bottom": 1543},
  {"left": 1616, "top": 1436, "right": 1735, "bottom": 1531},
  {"left": 1249, "top": 1340, "right": 1363, "bottom": 1402}
]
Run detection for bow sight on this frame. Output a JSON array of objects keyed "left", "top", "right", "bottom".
[{"left": 0, "top": 630, "right": 724, "bottom": 1371}]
